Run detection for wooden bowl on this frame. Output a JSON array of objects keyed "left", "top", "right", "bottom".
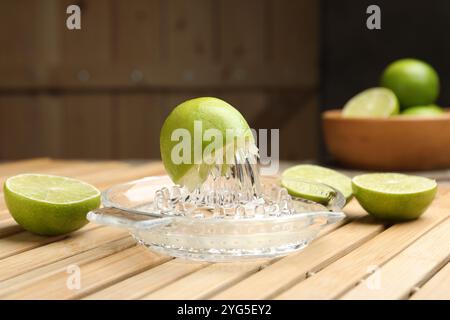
[{"left": 322, "top": 109, "right": 450, "bottom": 171}]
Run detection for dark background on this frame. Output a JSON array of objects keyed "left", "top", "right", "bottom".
[{"left": 321, "top": 0, "right": 450, "bottom": 110}]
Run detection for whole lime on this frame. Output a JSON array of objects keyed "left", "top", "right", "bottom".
[
  {"left": 401, "top": 105, "right": 445, "bottom": 116},
  {"left": 352, "top": 173, "right": 437, "bottom": 221},
  {"left": 160, "top": 97, "right": 253, "bottom": 189},
  {"left": 4, "top": 174, "right": 101, "bottom": 236},
  {"left": 381, "top": 58, "right": 439, "bottom": 108}
]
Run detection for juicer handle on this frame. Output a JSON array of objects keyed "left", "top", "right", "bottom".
[
  {"left": 325, "top": 186, "right": 346, "bottom": 212},
  {"left": 87, "top": 207, "right": 173, "bottom": 230}
]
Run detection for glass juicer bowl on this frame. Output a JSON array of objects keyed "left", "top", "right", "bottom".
[{"left": 87, "top": 164, "right": 346, "bottom": 262}]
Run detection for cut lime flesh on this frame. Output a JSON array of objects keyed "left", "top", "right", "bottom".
[
  {"left": 353, "top": 173, "right": 436, "bottom": 194},
  {"left": 352, "top": 173, "right": 437, "bottom": 221},
  {"left": 281, "top": 164, "right": 352, "bottom": 203},
  {"left": 6, "top": 174, "right": 100, "bottom": 204},
  {"left": 342, "top": 87, "right": 399, "bottom": 118}
]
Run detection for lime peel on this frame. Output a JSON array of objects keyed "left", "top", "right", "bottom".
[
  {"left": 401, "top": 105, "right": 444, "bottom": 116},
  {"left": 381, "top": 58, "right": 440, "bottom": 108}
]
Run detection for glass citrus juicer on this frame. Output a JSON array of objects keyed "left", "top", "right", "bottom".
[{"left": 87, "top": 148, "right": 346, "bottom": 262}]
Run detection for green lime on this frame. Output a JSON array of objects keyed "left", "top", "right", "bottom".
[
  {"left": 4, "top": 174, "right": 101, "bottom": 236},
  {"left": 281, "top": 165, "right": 353, "bottom": 203},
  {"left": 342, "top": 87, "right": 399, "bottom": 118},
  {"left": 401, "top": 105, "right": 445, "bottom": 116},
  {"left": 160, "top": 97, "right": 253, "bottom": 190},
  {"left": 381, "top": 58, "right": 440, "bottom": 108},
  {"left": 352, "top": 173, "right": 437, "bottom": 221}
]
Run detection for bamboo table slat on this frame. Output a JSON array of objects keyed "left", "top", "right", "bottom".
[{"left": 0, "top": 159, "right": 449, "bottom": 300}]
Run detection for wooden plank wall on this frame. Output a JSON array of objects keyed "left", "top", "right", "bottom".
[{"left": 0, "top": 0, "right": 319, "bottom": 160}]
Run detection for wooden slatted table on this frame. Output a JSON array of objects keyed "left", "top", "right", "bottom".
[{"left": 0, "top": 158, "right": 449, "bottom": 300}]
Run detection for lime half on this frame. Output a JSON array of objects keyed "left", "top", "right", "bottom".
[
  {"left": 352, "top": 173, "right": 437, "bottom": 220},
  {"left": 281, "top": 164, "right": 352, "bottom": 203},
  {"left": 4, "top": 174, "right": 101, "bottom": 236},
  {"left": 342, "top": 87, "right": 399, "bottom": 118}
]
